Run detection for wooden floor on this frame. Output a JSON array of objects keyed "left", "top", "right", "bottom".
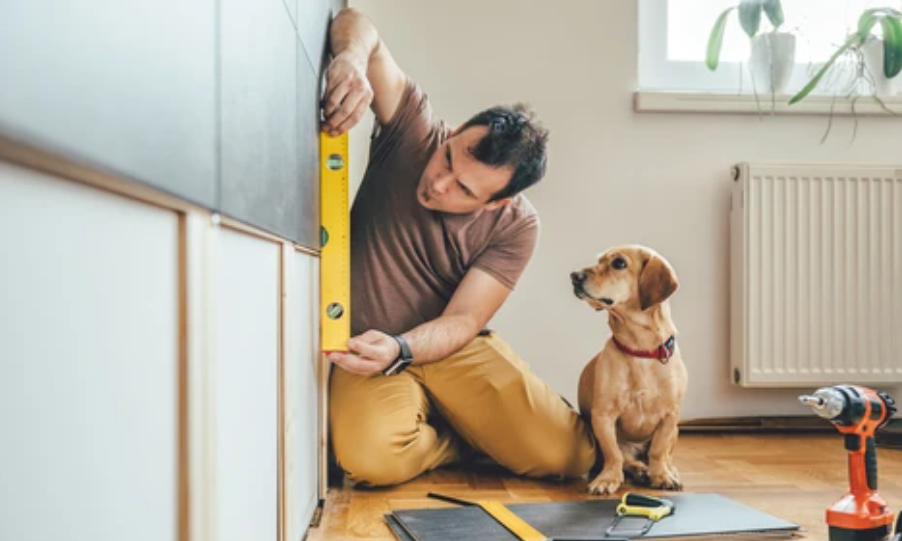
[{"left": 307, "top": 434, "right": 902, "bottom": 541}]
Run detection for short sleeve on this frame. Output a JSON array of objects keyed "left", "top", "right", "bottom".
[{"left": 369, "top": 78, "right": 438, "bottom": 166}]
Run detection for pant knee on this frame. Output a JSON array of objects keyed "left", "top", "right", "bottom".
[
  {"left": 337, "top": 447, "right": 422, "bottom": 487},
  {"left": 508, "top": 430, "right": 596, "bottom": 479},
  {"left": 332, "top": 422, "right": 425, "bottom": 487}
]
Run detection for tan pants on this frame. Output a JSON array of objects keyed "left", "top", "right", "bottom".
[{"left": 329, "top": 332, "right": 596, "bottom": 486}]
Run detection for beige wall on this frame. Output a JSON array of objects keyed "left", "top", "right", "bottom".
[{"left": 349, "top": 0, "right": 902, "bottom": 420}]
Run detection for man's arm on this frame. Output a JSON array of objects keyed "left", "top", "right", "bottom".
[
  {"left": 402, "top": 268, "right": 512, "bottom": 362},
  {"left": 326, "top": 268, "right": 512, "bottom": 376},
  {"left": 322, "top": 8, "right": 407, "bottom": 136}
]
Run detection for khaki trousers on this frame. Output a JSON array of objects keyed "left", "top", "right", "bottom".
[{"left": 329, "top": 332, "right": 596, "bottom": 486}]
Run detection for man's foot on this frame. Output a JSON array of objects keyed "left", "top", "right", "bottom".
[{"left": 327, "top": 452, "right": 346, "bottom": 487}]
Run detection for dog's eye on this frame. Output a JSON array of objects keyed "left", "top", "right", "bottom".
[{"left": 612, "top": 257, "right": 627, "bottom": 270}]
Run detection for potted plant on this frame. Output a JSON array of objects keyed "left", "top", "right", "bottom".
[
  {"left": 789, "top": 7, "right": 902, "bottom": 103},
  {"left": 706, "top": 0, "right": 796, "bottom": 95},
  {"left": 863, "top": 35, "right": 900, "bottom": 95}
]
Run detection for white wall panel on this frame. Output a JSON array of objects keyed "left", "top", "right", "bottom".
[
  {"left": 0, "top": 161, "right": 179, "bottom": 541},
  {"left": 292, "top": 252, "right": 320, "bottom": 535},
  {"left": 216, "top": 228, "right": 280, "bottom": 541}
]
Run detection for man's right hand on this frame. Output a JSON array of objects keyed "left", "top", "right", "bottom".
[
  {"left": 327, "top": 330, "right": 401, "bottom": 377},
  {"left": 322, "top": 52, "right": 373, "bottom": 137},
  {"left": 323, "top": 8, "right": 408, "bottom": 135}
]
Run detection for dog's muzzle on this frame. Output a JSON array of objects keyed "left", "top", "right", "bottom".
[
  {"left": 571, "top": 271, "right": 588, "bottom": 299},
  {"left": 570, "top": 272, "right": 613, "bottom": 306}
]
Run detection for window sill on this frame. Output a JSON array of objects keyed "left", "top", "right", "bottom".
[{"left": 634, "top": 91, "right": 902, "bottom": 116}]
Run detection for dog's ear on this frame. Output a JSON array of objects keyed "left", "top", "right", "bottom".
[{"left": 638, "top": 254, "right": 678, "bottom": 310}]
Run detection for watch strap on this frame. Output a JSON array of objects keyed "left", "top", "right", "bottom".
[{"left": 383, "top": 334, "right": 413, "bottom": 376}]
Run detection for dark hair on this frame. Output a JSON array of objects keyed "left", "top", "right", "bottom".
[{"left": 458, "top": 103, "right": 549, "bottom": 201}]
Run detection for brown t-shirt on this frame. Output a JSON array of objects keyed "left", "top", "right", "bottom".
[{"left": 350, "top": 79, "right": 540, "bottom": 336}]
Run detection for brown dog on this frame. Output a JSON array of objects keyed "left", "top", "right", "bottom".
[{"left": 571, "top": 245, "right": 687, "bottom": 495}]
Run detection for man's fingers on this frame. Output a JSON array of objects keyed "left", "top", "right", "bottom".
[
  {"left": 325, "top": 89, "right": 366, "bottom": 135},
  {"left": 348, "top": 339, "right": 381, "bottom": 359},
  {"left": 333, "top": 101, "right": 369, "bottom": 136},
  {"left": 358, "top": 329, "right": 386, "bottom": 342},
  {"left": 327, "top": 352, "right": 381, "bottom": 376},
  {"left": 322, "top": 79, "right": 351, "bottom": 119}
]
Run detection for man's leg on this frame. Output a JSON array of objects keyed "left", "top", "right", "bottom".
[
  {"left": 329, "top": 365, "right": 461, "bottom": 486},
  {"left": 422, "top": 333, "right": 596, "bottom": 478}
]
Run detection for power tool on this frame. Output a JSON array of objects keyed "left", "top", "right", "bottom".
[{"left": 799, "top": 385, "right": 897, "bottom": 541}]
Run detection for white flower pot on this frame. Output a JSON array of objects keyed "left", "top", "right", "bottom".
[
  {"left": 749, "top": 32, "right": 796, "bottom": 94},
  {"left": 862, "top": 38, "right": 898, "bottom": 96}
]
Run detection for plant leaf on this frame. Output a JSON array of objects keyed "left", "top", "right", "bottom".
[
  {"left": 739, "top": 0, "right": 763, "bottom": 38},
  {"left": 878, "top": 15, "right": 902, "bottom": 78},
  {"left": 857, "top": 8, "right": 884, "bottom": 38},
  {"left": 706, "top": 7, "right": 736, "bottom": 71},
  {"left": 763, "top": 0, "right": 785, "bottom": 29},
  {"left": 789, "top": 33, "right": 860, "bottom": 104}
]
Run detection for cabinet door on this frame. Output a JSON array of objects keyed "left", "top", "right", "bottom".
[
  {"left": 292, "top": 252, "right": 321, "bottom": 535},
  {"left": 0, "top": 162, "right": 180, "bottom": 541},
  {"left": 216, "top": 229, "right": 280, "bottom": 541}
]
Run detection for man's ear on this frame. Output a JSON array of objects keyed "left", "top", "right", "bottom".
[
  {"left": 638, "top": 253, "right": 679, "bottom": 310},
  {"left": 484, "top": 198, "right": 511, "bottom": 211}
]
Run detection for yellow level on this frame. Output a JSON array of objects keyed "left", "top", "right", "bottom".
[{"left": 320, "top": 132, "right": 350, "bottom": 352}]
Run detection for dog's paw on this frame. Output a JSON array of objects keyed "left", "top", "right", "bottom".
[
  {"left": 624, "top": 463, "right": 650, "bottom": 486},
  {"left": 648, "top": 467, "right": 682, "bottom": 491},
  {"left": 666, "top": 464, "right": 681, "bottom": 484},
  {"left": 587, "top": 469, "right": 624, "bottom": 495}
]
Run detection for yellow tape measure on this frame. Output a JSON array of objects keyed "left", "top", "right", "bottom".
[{"left": 320, "top": 132, "right": 350, "bottom": 352}]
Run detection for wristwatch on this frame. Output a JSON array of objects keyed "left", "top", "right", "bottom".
[{"left": 383, "top": 334, "right": 413, "bottom": 376}]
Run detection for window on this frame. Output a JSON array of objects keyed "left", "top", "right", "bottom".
[{"left": 639, "top": 0, "right": 899, "bottom": 94}]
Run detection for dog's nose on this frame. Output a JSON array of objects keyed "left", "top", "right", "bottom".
[{"left": 570, "top": 271, "right": 587, "bottom": 285}]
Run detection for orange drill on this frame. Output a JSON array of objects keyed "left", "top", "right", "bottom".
[{"left": 799, "top": 385, "right": 897, "bottom": 541}]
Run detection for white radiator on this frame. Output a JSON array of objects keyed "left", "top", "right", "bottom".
[{"left": 730, "top": 163, "right": 902, "bottom": 387}]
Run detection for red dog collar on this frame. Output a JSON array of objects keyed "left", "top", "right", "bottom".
[{"left": 612, "top": 335, "right": 676, "bottom": 364}]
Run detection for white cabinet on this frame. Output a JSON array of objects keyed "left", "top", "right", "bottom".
[
  {"left": 0, "top": 162, "right": 180, "bottom": 541},
  {"left": 291, "top": 253, "right": 322, "bottom": 536},
  {"left": 0, "top": 161, "right": 324, "bottom": 541},
  {"left": 216, "top": 229, "right": 280, "bottom": 541}
]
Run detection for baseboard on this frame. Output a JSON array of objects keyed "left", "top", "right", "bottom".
[
  {"left": 679, "top": 416, "right": 834, "bottom": 433},
  {"left": 876, "top": 419, "right": 902, "bottom": 450}
]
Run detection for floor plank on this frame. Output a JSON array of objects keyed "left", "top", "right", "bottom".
[{"left": 307, "top": 434, "right": 902, "bottom": 541}]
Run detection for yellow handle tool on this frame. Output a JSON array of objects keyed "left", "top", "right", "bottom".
[
  {"left": 606, "top": 492, "right": 676, "bottom": 537},
  {"left": 616, "top": 501, "right": 673, "bottom": 521}
]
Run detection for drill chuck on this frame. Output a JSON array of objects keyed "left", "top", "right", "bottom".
[{"left": 799, "top": 387, "right": 847, "bottom": 421}]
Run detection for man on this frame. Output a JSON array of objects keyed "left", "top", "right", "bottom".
[{"left": 322, "top": 7, "right": 595, "bottom": 487}]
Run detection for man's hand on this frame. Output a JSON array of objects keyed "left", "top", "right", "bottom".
[
  {"left": 327, "top": 329, "right": 400, "bottom": 377},
  {"left": 322, "top": 53, "right": 374, "bottom": 136}
]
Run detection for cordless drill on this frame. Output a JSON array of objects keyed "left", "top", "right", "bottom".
[{"left": 799, "top": 385, "right": 897, "bottom": 541}]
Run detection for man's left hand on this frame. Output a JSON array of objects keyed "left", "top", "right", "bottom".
[{"left": 327, "top": 330, "right": 401, "bottom": 377}]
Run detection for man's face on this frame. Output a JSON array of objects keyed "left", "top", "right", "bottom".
[{"left": 416, "top": 126, "right": 514, "bottom": 214}]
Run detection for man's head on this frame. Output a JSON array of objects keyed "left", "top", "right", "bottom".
[{"left": 417, "top": 104, "right": 548, "bottom": 214}]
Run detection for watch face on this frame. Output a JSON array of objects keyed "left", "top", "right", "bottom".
[{"left": 383, "top": 358, "right": 411, "bottom": 376}]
